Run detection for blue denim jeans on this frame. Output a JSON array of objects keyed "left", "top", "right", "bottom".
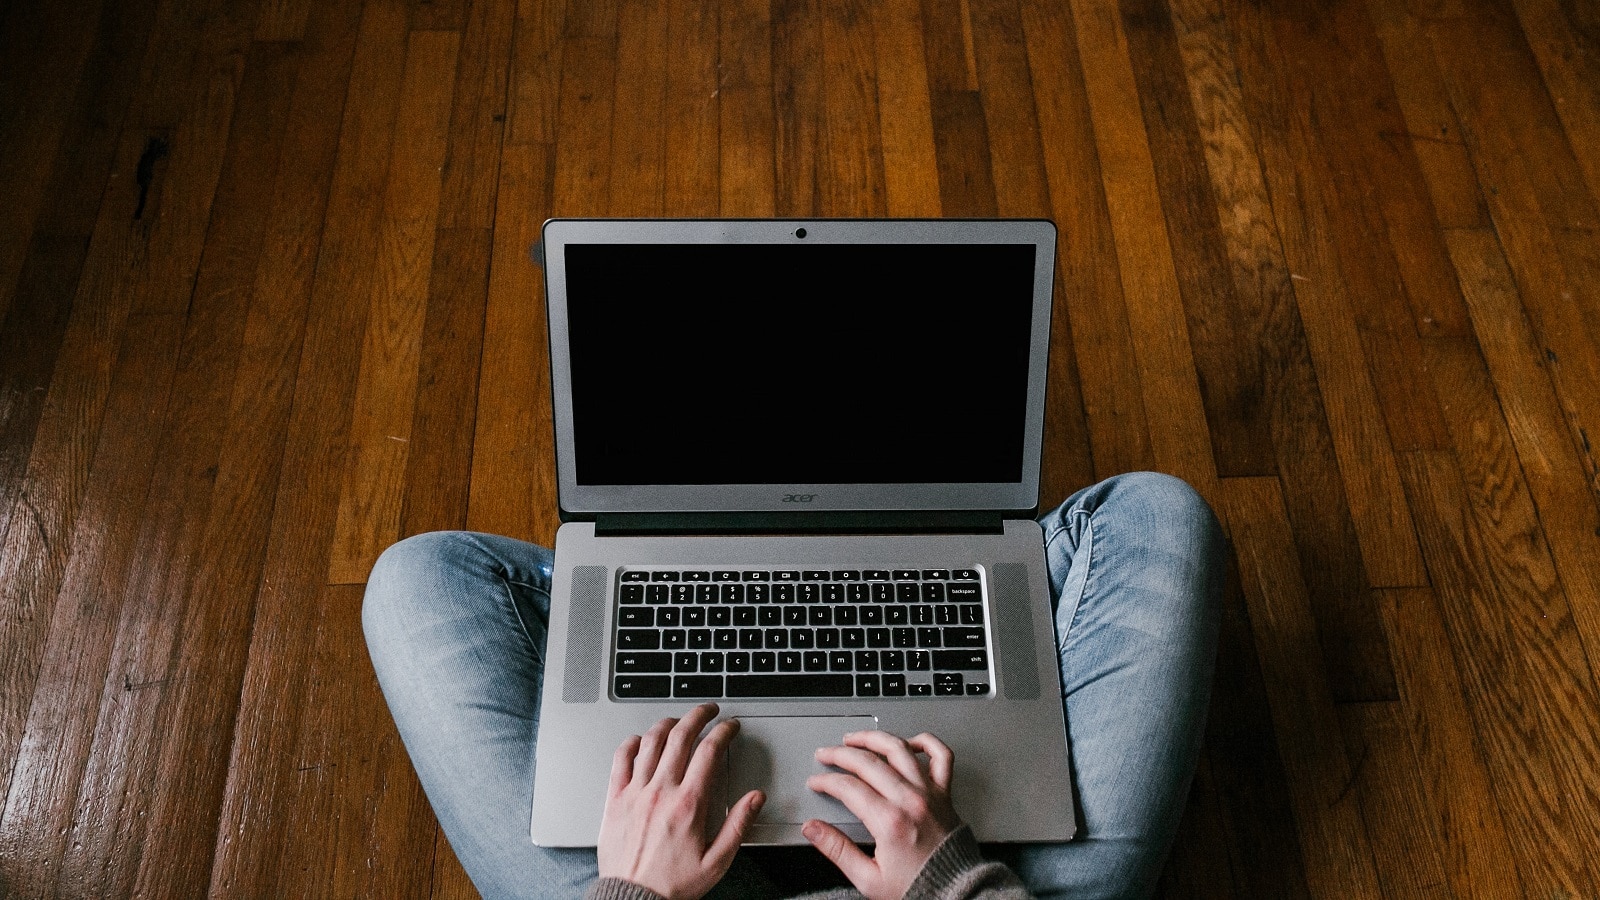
[{"left": 364, "top": 473, "right": 1223, "bottom": 899}]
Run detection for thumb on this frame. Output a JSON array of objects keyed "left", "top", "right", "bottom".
[
  {"left": 803, "top": 819, "right": 877, "bottom": 891},
  {"left": 705, "top": 790, "right": 763, "bottom": 873}
]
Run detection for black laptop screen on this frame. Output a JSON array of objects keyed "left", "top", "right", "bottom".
[{"left": 563, "top": 242, "right": 1036, "bottom": 486}]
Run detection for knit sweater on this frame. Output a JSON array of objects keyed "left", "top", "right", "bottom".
[{"left": 582, "top": 825, "right": 1031, "bottom": 900}]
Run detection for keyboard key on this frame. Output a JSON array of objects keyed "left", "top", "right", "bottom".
[
  {"left": 674, "top": 675, "right": 723, "bottom": 698},
  {"left": 892, "top": 570, "right": 920, "bottom": 581},
  {"left": 917, "top": 627, "right": 942, "bottom": 647},
  {"left": 713, "top": 571, "right": 741, "bottom": 582},
  {"left": 684, "top": 608, "right": 706, "bottom": 627},
  {"left": 802, "top": 570, "right": 830, "bottom": 581},
  {"left": 671, "top": 585, "right": 694, "bottom": 603},
  {"left": 804, "top": 651, "right": 828, "bottom": 671},
  {"left": 909, "top": 682, "right": 933, "bottom": 696},
  {"left": 842, "top": 628, "right": 865, "bottom": 648},
  {"left": 830, "top": 651, "right": 853, "bottom": 671},
  {"left": 675, "top": 652, "right": 699, "bottom": 672},
  {"left": 809, "top": 607, "right": 833, "bottom": 627},
  {"left": 618, "top": 608, "right": 653, "bottom": 628},
  {"left": 883, "top": 674, "right": 907, "bottom": 696},
  {"left": 935, "top": 605, "right": 957, "bottom": 625},
  {"left": 933, "top": 650, "right": 988, "bottom": 670},
  {"left": 683, "top": 571, "right": 711, "bottom": 582},
  {"left": 856, "top": 674, "right": 880, "bottom": 696},
  {"left": 663, "top": 630, "right": 686, "bottom": 649},
  {"left": 895, "top": 584, "right": 919, "bottom": 603},
  {"left": 871, "top": 584, "right": 894, "bottom": 602},
  {"left": 779, "top": 651, "right": 803, "bottom": 671},
  {"left": 773, "top": 584, "right": 795, "bottom": 603},
  {"left": 952, "top": 569, "right": 980, "bottom": 581},
  {"left": 689, "top": 629, "right": 712, "bottom": 650},
  {"left": 847, "top": 584, "right": 870, "bottom": 603},
  {"left": 835, "top": 607, "right": 858, "bottom": 626},
  {"left": 726, "top": 674, "right": 853, "bottom": 697},
  {"left": 753, "top": 651, "right": 776, "bottom": 672},
  {"left": 867, "top": 628, "right": 891, "bottom": 648},
  {"left": 656, "top": 608, "right": 680, "bottom": 627},
  {"left": 920, "top": 583, "right": 946, "bottom": 603},
  {"left": 708, "top": 608, "right": 731, "bottom": 627},
  {"left": 720, "top": 584, "right": 745, "bottom": 603},
  {"left": 960, "top": 605, "right": 983, "bottom": 625},
  {"left": 797, "top": 584, "right": 820, "bottom": 603},
  {"left": 892, "top": 627, "right": 916, "bottom": 648},
  {"left": 881, "top": 650, "right": 905, "bottom": 670},
  {"left": 791, "top": 629, "right": 815, "bottom": 649},
  {"left": 817, "top": 628, "right": 841, "bottom": 648},
  {"left": 943, "top": 628, "right": 986, "bottom": 647},
  {"left": 621, "top": 585, "right": 645, "bottom": 604},
  {"left": 863, "top": 570, "right": 890, "bottom": 581},
  {"left": 912, "top": 606, "right": 934, "bottom": 626},
  {"left": 734, "top": 607, "right": 757, "bottom": 626},
  {"left": 739, "top": 629, "right": 763, "bottom": 649},
  {"left": 702, "top": 652, "right": 725, "bottom": 673},
  {"left": 743, "top": 571, "right": 770, "bottom": 581},
  {"left": 651, "top": 571, "right": 680, "bottom": 581},
  {"left": 966, "top": 683, "right": 990, "bottom": 695},
  {"left": 695, "top": 585, "right": 718, "bottom": 604},
  {"left": 616, "top": 652, "right": 671, "bottom": 673},
  {"left": 934, "top": 672, "right": 964, "bottom": 695},
  {"left": 855, "top": 650, "right": 879, "bottom": 671},
  {"left": 617, "top": 631, "right": 660, "bottom": 650},
  {"left": 747, "top": 585, "right": 769, "bottom": 603},
  {"left": 715, "top": 629, "right": 738, "bottom": 649},
  {"left": 833, "top": 570, "right": 861, "bottom": 581},
  {"left": 621, "top": 572, "right": 650, "bottom": 582},
  {"left": 887, "top": 606, "right": 909, "bottom": 625},
  {"left": 615, "top": 675, "right": 670, "bottom": 697},
  {"left": 922, "top": 570, "right": 950, "bottom": 580},
  {"left": 727, "top": 652, "right": 750, "bottom": 672},
  {"left": 773, "top": 571, "right": 800, "bottom": 581},
  {"left": 783, "top": 607, "right": 807, "bottom": 627},
  {"left": 861, "top": 606, "right": 884, "bottom": 625},
  {"left": 760, "top": 607, "right": 784, "bottom": 627},
  {"left": 822, "top": 584, "right": 845, "bottom": 603},
  {"left": 647, "top": 585, "right": 669, "bottom": 604},
  {"left": 947, "top": 583, "right": 981, "bottom": 602},
  {"left": 908, "top": 651, "right": 932, "bottom": 671},
  {"left": 765, "top": 630, "right": 789, "bottom": 649}
]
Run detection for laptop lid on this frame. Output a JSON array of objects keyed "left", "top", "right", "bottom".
[{"left": 541, "top": 218, "right": 1056, "bottom": 520}]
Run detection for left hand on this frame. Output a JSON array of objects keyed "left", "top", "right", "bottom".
[{"left": 597, "top": 703, "right": 764, "bottom": 900}]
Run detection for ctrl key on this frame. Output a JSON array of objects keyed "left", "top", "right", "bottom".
[{"left": 614, "top": 675, "right": 670, "bottom": 698}]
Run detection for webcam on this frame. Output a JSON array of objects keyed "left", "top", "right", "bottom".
[{"left": 794, "top": 227, "right": 807, "bottom": 239}]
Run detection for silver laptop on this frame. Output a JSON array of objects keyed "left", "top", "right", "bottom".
[{"left": 529, "top": 219, "right": 1075, "bottom": 846}]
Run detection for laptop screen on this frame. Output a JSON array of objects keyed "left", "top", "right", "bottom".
[
  {"left": 542, "top": 219, "right": 1055, "bottom": 514},
  {"left": 564, "top": 242, "right": 1035, "bottom": 487}
]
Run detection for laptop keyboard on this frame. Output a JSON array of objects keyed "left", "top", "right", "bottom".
[{"left": 610, "top": 568, "right": 992, "bottom": 700}]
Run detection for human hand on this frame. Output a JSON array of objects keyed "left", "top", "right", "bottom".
[
  {"left": 597, "top": 703, "right": 764, "bottom": 900},
  {"left": 803, "top": 731, "right": 962, "bottom": 900}
]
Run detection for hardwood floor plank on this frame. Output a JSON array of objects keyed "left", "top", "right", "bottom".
[
  {"left": 550, "top": 10, "right": 618, "bottom": 215},
  {"left": 255, "top": 0, "right": 310, "bottom": 41},
  {"left": 1335, "top": 702, "right": 1454, "bottom": 900},
  {"left": 1445, "top": 228, "right": 1600, "bottom": 687},
  {"left": 1019, "top": 0, "right": 1153, "bottom": 481},
  {"left": 506, "top": 0, "right": 566, "bottom": 146},
  {"left": 1152, "top": 756, "right": 1238, "bottom": 899},
  {"left": 1377, "top": 586, "right": 1524, "bottom": 898},
  {"left": 51, "top": 42, "right": 300, "bottom": 898},
  {"left": 819, "top": 0, "right": 888, "bottom": 217},
  {"left": 327, "top": 30, "right": 462, "bottom": 585},
  {"left": 437, "top": 0, "right": 516, "bottom": 232},
  {"left": 663, "top": 0, "right": 720, "bottom": 216},
  {"left": 1132, "top": 0, "right": 1277, "bottom": 479},
  {"left": 467, "top": 141, "right": 559, "bottom": 546},
  {"left": 1217, "top": 476, "right": 1384, "bottom": 900},
  {"left": 0, "top": 0, "right": 105, "bottom": 326},
  {"left": 1428, "top": 12, "right": 1600, "bottom": 506},
  {"left": 772, "top": 0, "right": 824, "bottom": 217},
  {"left": 718, "top": 0, "right": 776, "bottom": 216},
  {"left": 205, "top": 1, "right": 406, "bottom": 892},
  {"left": 608, "top": 0, "right": 668, "bottom": 216},
  {"left": 1068, "top": 0, "right": 1218, "bottom": 494},
  {"left": 869, "top": 0, "right": 941, "bottom": 217},
  {"left": 1510, "top": 0, "right": 1600, "bottom": 209},
  {"left": 0, "top": 311, "right": 183, "bottom": 897},
  {"left": 1398, "top": 449, "right": 1600, "bottom": 895}
]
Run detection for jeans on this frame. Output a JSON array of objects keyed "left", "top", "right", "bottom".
[{"left": 364, "top": 473, "right": 1223, "bottom": 899}]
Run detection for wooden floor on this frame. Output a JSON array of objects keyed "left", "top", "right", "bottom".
[{"left": 2, "top": 0, "right": 1598, "bottom": 895}]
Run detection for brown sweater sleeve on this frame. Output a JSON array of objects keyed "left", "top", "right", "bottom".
[
  {"left": 584, "top": 877, "right": 667, "bottom": 900},
  {"left": 900, "top": 825, "right": 1034, "bottom": 900}
]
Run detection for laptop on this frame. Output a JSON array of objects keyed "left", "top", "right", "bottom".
[{"left": 529, "top": 218, "right": 1075, "bottom": 846}]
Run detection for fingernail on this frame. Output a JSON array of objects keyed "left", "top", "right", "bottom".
[{"left": 801, "top": 822, "right": 819, "bottom": 840}]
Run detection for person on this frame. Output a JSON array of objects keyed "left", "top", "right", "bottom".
[{"left": 364, "top": 473, "right": 1223, "bottom": 900}]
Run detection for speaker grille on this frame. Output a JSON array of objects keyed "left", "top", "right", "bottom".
[
  {"left": 992, "top": 564, "right": 1041, "bottom": 700},
  {"left": 562, "top": 566, "right": 608, "bottom": 704}
]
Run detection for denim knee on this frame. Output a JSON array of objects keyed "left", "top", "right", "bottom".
[
  {"left": 1084, "top": 472, "right": 1224, "bottom": 637},
  {"left": 363, "top": 531, "right": 479, "bottom": 646}
]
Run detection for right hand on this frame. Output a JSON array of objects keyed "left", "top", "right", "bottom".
[{"left": 803, "top": 730, "right": 962, "bottom": 900}]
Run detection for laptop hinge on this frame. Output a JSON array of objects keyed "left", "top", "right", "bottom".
[{"left": 591, "top": 510, "right": 1009, "bottom": 537}]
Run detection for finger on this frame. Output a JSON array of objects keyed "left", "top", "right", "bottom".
[
  {"left": 908, "top": 733, "right": 954, "bottom": 792},
  {"left": 608, "top": 735, "right": 641, "bottom": 798},
  {"left": 807, "top": 771, "right": 896, "bottom": 834},
  {"left": 802, "top": 820, "right": 878, "bottom": 891},
  {"left": 815, "top": 744, "right": 921, "bottom": 807},
  {"left": 704, "top": 789, "right": 764, "bottom": 874},
  {"left": 656, "top": 703, "right": 720, "bottom": 784},
  {"left": 843, "top": 730, "right": 925, "bottom": 786},
  {"left": 632, "top": 717, "right": 678, "bottom": 784},
  {"left": 683, "top": 717, "right": 740, "bottom": 788}
]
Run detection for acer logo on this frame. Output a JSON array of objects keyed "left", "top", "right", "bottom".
[{"left": 782, "top": 494, "right": 817, "bottom": 503}]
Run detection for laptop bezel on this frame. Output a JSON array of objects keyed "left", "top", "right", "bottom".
[{"left": 540, "top": 218, "right": 1056, "bottom": 518}]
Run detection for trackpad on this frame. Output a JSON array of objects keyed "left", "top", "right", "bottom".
[{"left": 730, "top": 716, "right": 875, "bottom": 825}]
